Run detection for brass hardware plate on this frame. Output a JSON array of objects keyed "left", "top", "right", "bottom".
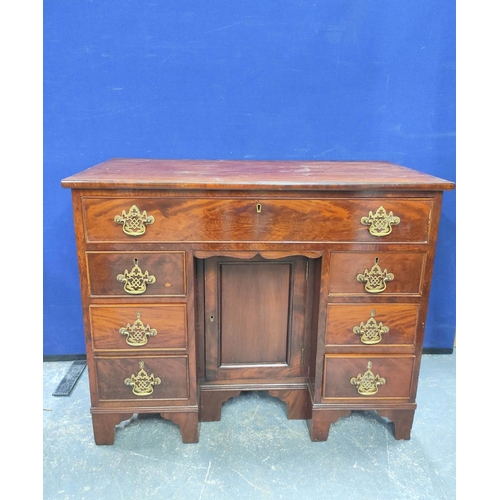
[
  {"left": 116, "top": 258, "right": 156, "bottom": 294},
  {"left": 350, "top": 361, "right": 386, "bottom": 395},
  {"left": 114, "top": 205, "right": 155, "bottom": 236},
  {"left": 356, "top": 258, "right": 394, "bottom": 293},
  {"left": 353, "top": 309, "right": 389, "bottom": 344},
  {"left": 360, "top": 206, "right": 400, "bottom": 237},
  {"left": 119, "top": 311, "right": 158, "bottom": 346},
  {"left": 124, "top": 361, "right": 161, "bottom": 396}
]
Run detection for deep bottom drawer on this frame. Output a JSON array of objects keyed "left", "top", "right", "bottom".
[
  {"left": 322, "top": 355, "right": 415, "bottom": 400},
  {"left": 95, "top": 356, "right": 189, "bottom": 402}
]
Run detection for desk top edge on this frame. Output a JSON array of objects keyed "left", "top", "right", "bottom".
[{"left": 61, "top": 158, "right": 455, "bottom": 191}]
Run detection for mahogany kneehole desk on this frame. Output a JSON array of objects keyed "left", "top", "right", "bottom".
[{"left": 61, "top": 159, "right": 455, "bottom": 445}]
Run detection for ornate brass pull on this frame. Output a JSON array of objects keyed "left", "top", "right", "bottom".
[
  {"left": 350, "top": 361, "right": 386, "bottom": 396},
  {"left": 124, "top": 361, "right": 161, "bottom": 396},
  {"left": 116, "top": 258, "right": 156, "bottom": 295},
  {"left": 119, "top": 311, "right": 157, "bottom": 346},
  {"left": 353, "top": 309, "right": 389, "bottom": 345},
  {"left": 361, "top": 206, "right": 400, "bottom": 237},
  {"left": 114, "top": 205, "right": 154, "bottom": 236},
  {"left": 356, "top": 258, "right": 394, "bottom": 293}
]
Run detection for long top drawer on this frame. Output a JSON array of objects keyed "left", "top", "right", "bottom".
[{"left": 82, "top": 196, "right": 434, "bottom": 243}]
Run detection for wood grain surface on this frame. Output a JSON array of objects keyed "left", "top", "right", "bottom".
[{"left": 62, "top": 158, "right": 455, "bottom": 191}]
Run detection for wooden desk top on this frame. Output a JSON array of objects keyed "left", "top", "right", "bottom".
[{"left": 61, "top": 158, "right": 455, "bottom": 191}]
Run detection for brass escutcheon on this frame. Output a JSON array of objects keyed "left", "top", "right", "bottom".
[
  {"left": 353, "top": 309, "right": 389, "bottom": 344},
  {"left": 116, "top": 258, "right": 156, "bottom": 295},
  {"left": 119, "top": 311, "right": 158, "bottom": 346},
  {"left": 124, "top": 361, "right": 161, "bottom": 396},
  {"left": 360, "top": 206, "right": 400, "bottom": 237},
  {"left": 356, "top": 258, "right": 394, "bottom": 293},
  {"left": 114, "top": 205, "right": 155, "bottom": 236},
  {"left": 256, "top": 203, "right": 262, "bottom": 213},
  {"left": 350, "top": 361, "right": 386, "bottom": 396}
]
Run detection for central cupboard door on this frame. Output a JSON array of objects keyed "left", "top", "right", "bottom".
[{"left": 203, "top": 255, "right": 310, "bottom": 381}]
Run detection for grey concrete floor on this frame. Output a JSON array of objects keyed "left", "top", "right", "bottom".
[{"left": 43, "top": 351, "right": 455, "bottom": 500}]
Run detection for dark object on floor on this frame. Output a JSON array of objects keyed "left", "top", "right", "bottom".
[{"left": 52, "top": 360, "right": 87, "bottom": 397}]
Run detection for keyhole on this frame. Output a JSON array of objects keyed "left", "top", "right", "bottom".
[
  {"left": 210, "top": 315, "right": 215, "bottom": 322},
  {"left": 256, "top": 203, "right": 262, "bottom": 213}
]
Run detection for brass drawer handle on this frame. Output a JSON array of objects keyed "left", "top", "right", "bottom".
[
  {"left": 116, "top": 258, "right": 156, "bottom": 294},
  {"left": 361, "top": 206, "right": 400, "bottom": 237},
  {"left": 356, "top": 258, "right": 394, "bottom": 293},
  {"left": 119, "top": 311, "right": 157, "bottom": 346},
  {"left": 350, "top": 361, "right": 386, "bottom": 395},
  {"left": 353, "top": 309, "right": 389, "bottom": 344},
  {"left": 114, "top": 205, "right": 155, "bottom": 236},
  {"left": 124, "top": 361, "right": 161, "bottom": 396}
]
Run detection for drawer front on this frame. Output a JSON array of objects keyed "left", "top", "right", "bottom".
[
  {"left": 323, "top": 355, "right": 414, "bottom": 400},
  {"left": 82, "top": 197, "right": 432, "bottom": 243},
  {"left": 86, "top": 252, "right": 186, "bottom": 297},
  {"left": 90, "top": 304, "right": 188, "bottom": 351},
  {"left": 326, "top": 304, "right": 418, "bottom": 347},
  {"left": 329, "top": 251, "right": 426, "bottom": 296},
  {"left": 95, "top": 356, "right": 189, "bottom": 402}
]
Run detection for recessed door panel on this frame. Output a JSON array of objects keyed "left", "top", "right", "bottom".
[
  {"left": 220, "top": 262, "right": 291, "bottom": 365},
  {"left": 204, "top": 255, "right": 309, "bottom": 381}
]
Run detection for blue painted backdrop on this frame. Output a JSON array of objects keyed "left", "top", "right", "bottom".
[{"left": 44, "top": 1, "right": 456, "bottom": 356}]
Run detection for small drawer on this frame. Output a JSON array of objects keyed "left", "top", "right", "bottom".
[
  {"left": 86, "top": 251, "right": 186, "bottom": 297},
  {"left": 95, "top": 356, "right": 189, "bottom": 402},
  {"left": 326, "top": 303, "right": 418, "bottom": 347},
  {"left": 329, "top": 251, "right": 425, "bottom": 296},
  {"left": 82, "top": 196, "right": 433, "bottom": 243},
  {"left": 90, "top": 304, "right": 188, "bottom": 351},
  {"left": 322, "top": 355, "right": 414, "bottom": 400}
]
